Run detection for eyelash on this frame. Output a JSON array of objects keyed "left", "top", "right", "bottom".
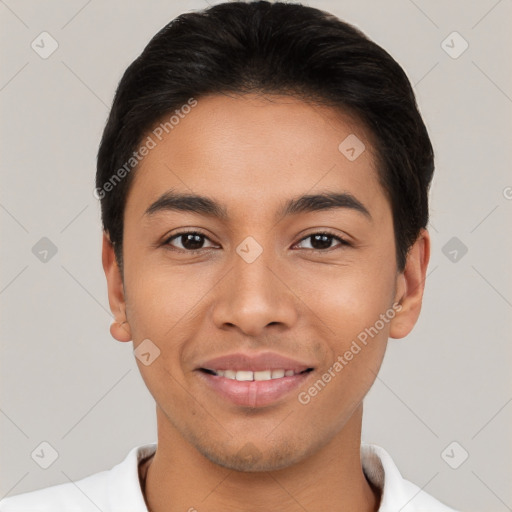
[{"left": 163, "top": 230, "right": 351, "bottom": 254}]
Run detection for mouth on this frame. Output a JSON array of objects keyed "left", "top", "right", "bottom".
[{"left": 195, "top": 352, "right": 315, "bottom": 408}]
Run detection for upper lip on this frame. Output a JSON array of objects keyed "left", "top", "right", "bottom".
[{"left": 197, "top": 352, "right": 314, "bottom": 373}]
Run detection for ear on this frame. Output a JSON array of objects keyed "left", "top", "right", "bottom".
[
  {"left": 389, "top": 228, "right": 430, "bottom": 339},
  {"left": 102, "top": 231, "right": 132, "bottom": 342}
]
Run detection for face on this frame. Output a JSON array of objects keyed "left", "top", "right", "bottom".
[{"left": 103, "top": 93, "right": 428, "bottom": 471}]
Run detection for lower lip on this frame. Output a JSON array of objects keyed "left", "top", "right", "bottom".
[{"left": 197, "top": 370, "right": 313, "bottom": 408}]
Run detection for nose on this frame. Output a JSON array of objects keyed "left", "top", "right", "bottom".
[{"left": 211, "top": 245, "right": 298, "bottom": 337}]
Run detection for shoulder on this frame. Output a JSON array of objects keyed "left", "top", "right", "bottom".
[
  {"left": 361, "top": 442, "right": 459, "bottom": 512},
  {"left": 0, "top": 443, "right": 156, "bottom": 512}
]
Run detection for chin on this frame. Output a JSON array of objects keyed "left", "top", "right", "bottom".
[{"left": 196, "top": 438, "right": 310, "bottom": 472}]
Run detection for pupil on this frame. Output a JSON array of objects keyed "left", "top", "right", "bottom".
[
  {"left": 182, "top": 234, "right": 203, "bottom": 250},
  {"left": 311, "top": 234, "right": 332, "bottom": 250}
]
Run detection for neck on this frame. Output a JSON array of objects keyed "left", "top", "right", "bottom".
[{"left": 142, "top": 405, "right": 380, "bottom": 512}]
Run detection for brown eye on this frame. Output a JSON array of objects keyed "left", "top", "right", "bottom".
[
  {"left": 165, "top": 231, "right": 216, "bottom": 251},
  {"left": 295, "top": 232, "right": 350, "bottom": 252}
]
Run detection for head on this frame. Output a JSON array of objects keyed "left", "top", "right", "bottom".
[{"left": 98, "top": 1, "right": 432, "bottom": 471}]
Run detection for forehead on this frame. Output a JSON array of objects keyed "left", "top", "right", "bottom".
[{"left": 124, "top": 93, "right": 388, "bottom": 222}]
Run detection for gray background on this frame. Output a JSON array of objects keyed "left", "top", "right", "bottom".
[{"left": 1, "top": 1, "right": 511, "bottom": 511}]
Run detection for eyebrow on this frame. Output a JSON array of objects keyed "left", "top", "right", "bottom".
[{"left": 143, "top": 189, "right": 372, "bottom": 222}]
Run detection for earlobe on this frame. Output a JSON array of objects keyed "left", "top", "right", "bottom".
[
  {"left": 110, "top": 319, "right": 132, "bottom": 343},
  {"left": 389, "top": 229, "right": 430, "bottom": 339},
  {"left": 101, "top": 232, "right": 132, "bottom": 342}
]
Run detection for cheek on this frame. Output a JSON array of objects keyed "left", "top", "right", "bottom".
[
  {"left": 125, "top": 257, "right": 208, "bottom": 334},
  {"left": 298, "top": 258, "right": 397, "bottom": 339}
]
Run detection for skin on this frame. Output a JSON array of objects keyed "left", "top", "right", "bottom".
[{"left": 102, "top": 93, "right": 430, "bottom": 512}]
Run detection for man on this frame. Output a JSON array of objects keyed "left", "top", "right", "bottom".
[{"left": 0, "top": 1, "right": 459, "bottom": 510}]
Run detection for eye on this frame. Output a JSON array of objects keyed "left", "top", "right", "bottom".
[
  {"left": 294, "top": 231, "right": 350, "bottom": 252},
  {"left": 164, "top": 231, "right": 217, "bottom": 252}
]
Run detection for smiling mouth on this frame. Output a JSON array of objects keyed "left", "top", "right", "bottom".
[
  {"left": 200, "top": 368, "right": 314, "bottom": 381},
  {"left": 197, "top": 361, "right": 315, "bottom": 407}
]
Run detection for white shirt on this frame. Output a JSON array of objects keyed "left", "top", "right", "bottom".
[{"left": 0, "top": 442, "right": 458, "bottom": 511}]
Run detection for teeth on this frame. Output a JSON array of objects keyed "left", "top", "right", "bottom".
[
  {"left": 210, "top": 369, "right": 301, "bottom": 381},
  {"left": 224, "top": 370, "right": 236, "bottom": 379},
  {"left": 235, "top": 370, "right": 253, "bottom": 381},
  {"left": 254, "top": 370, "right": 271, "bottom": 381}
]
